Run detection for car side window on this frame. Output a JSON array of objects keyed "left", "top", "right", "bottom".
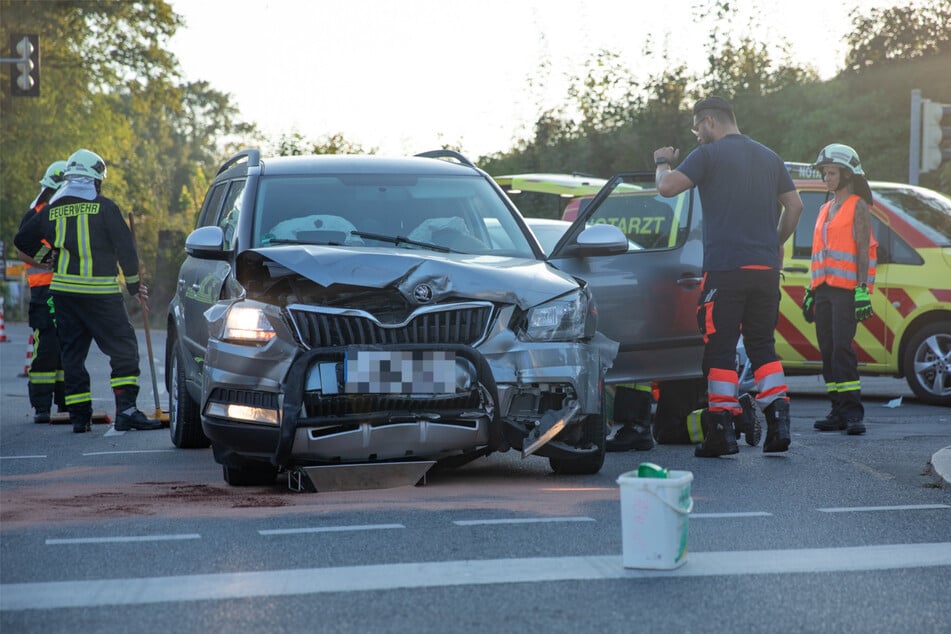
[
  {"left": 196, "top": 181, "right": 229, "bottom": 229},
  {"left": 586, "top": 191, "right": 688, "bottom": 251},
  {"left": 216, "top": 179, "right": 247, "bottom": 251},
  {"left": 873, "top": 217, "right": 923, "bottom": 266}
]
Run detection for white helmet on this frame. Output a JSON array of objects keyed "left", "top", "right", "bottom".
[
  {"left": 64, "top": 148, "right": 107, "bottom": 181},
  {"left": 39, "top": 160, "right": 68, "bottom": 189},
  {"left": 813, "top": 143, "right": 864, "bottom": 176}
]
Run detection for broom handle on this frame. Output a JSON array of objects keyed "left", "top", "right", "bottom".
[{"left": 128, "top": 212, "right": 162, "bottom": 410}]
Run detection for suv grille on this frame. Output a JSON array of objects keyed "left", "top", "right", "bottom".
[
  {"left": 303, "top": 392, "right": 481, "bottom": 419},
  {"left": 288, "top": 302, "right": 493, "bottom": 348}
]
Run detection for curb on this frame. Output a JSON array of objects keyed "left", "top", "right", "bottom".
[{"left": 932, "top": 446, "right": 951, "bottom": 488}]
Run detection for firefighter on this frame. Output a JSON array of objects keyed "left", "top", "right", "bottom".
[
  {"left": 16, "top": 160, "right": 68, "bottom": 424},
  {"left": 606, "top": 382, "right": 654, "bottom": 451},
  {"left": 802, "top": 144, "right": 876, "bottom": 435},
  {"left": 14, "top": 148, "right": 162, "bottom": 433},
  {"left": 653, "top": 96, "right": 803, "bottom": 457}
]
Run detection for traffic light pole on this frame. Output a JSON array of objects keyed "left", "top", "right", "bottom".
[{"left": 910, "top": 89, "right": 922, "bottom": 185}]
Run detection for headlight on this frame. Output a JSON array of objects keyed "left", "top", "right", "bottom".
[
  {"left": 222, "top": 305, "right": 276, "bottom": 343},
  {"left": 523, "top": 290, "right": 587, "bottom": 341}
]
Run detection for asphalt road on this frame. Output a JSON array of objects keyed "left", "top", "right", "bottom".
[{"left": 1, "top": 318, "right": 950, "bottom": 633}]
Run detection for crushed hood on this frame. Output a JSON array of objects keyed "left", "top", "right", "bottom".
[{"left": 239, "top": 245, "right": 581, "bottom": 309}]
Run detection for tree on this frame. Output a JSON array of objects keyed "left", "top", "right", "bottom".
[
  {"left": 844, "top": 0, "right": 951, "bottom": 72},
  {"left": 1, "top": 1, "right": 256, "bottom": 318},
  {"left": 270, "top": 131, "right": 375, "bottom": 156},
  {"left": 696, "top": 0, "right": 819, "bottom": 100}
]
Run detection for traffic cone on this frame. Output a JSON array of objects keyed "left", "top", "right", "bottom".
[
  {"left": 18, "top": 333, "right": 34, "bottom": 377},
  {"left": 0, "top": 296, "right": 7, "bottom": 342}
]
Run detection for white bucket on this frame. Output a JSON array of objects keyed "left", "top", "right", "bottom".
[{"left": 617, "top": 469, "right": 693, "bottom": 569}]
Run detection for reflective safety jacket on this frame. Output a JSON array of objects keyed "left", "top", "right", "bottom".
[
  {"left": 18, "top": 201, "right": 54, "bottom": 287},
  {"left": 810, "top": 195, "right": 877, "bottom": 291},
  {"left": 14, "top": 194, "right": 140, "bottom": 296}
]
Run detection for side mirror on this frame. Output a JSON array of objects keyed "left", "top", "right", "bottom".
[
  {"left": 185, "top": 226, "right": 226, "bottom": 259},
  {"left": 559, "top": 223, "right": 629, "bottom": 257}
]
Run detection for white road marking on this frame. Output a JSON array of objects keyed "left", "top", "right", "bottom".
[
  {"left": 818, "top": 504, "right": 951, "bottom": 513},
  {"left": 692, "top": 512, "right": 772, "bottom": 518},
  {"left": 453, "top": 516, "right": 596, "bottom": 526},
  {"left": 3, "top": 542, "right": 950, "bottom": 611},
  {"left": 46, "top": 534, "right": 201, "bottom": 545},
  {"left": 0, "top": 455, "right": 47, "bottom": 460},
  {"left": 259, "top": 524, "right": 405, "bottom": 535},
  {"left": 82, "top": 449, "right": 176, "bottom": 456}
]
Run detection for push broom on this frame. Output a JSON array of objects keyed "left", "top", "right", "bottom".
[{"left": 129, "top": 211, "right": 170, "bottom": 427}]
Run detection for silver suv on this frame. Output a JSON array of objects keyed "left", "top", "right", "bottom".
[{"left": 166, "top": 150, "right": 625, "bottom": 487}]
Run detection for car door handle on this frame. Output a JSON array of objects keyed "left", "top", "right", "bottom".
[
  {"left": 677, "top": 275, "right": 703, "bottom": 288},
  {"left": 783, "top": 266, "right": 809, "bottom": 273}
]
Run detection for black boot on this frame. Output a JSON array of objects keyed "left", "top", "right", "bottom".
[
  {"left": 814, "top": 414, "right": 846, "bottom": 431},
  {"left": 607, "top": 386, "right": 653, "bottom": 452},
  {"left": 734, "top": 393, "right": 762, "bottom": 446},
  {"left": 607, "top": 423, "right": 654, "bottom": 451},
  {"left": 114, "top": 409, "right": 162, "bottom": 431},
  {"left": 28, "top": 382, "right": 54, "bottom": 425},
  {"left": 694, "top": 409, "right": 738, "bottom": 457},
  {"left": 763, "top": 399, "right": 791, "bottom": 453}
]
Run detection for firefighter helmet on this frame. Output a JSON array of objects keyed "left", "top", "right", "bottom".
[
  {"left": 39, "top": 160, "right": 68, "bottom": 189},
  {"left": 64, "top": 148, "right": 107, "bottom": 181},
  {"left": 813, "top": 143, "right": 864, "bottom": 175}
]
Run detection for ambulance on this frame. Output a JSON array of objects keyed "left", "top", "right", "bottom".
[{"left": 496, "top": 168, "right": 951, "bottom": 406}]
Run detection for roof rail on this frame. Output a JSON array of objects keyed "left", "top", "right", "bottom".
[
  {"left": 415, "top": 149, "right": 475, "bottom": 168},
  {"left": 785, "top": 161, "right": 821, "bottom": 180},
  {"left": 217, "top": 148, "right": 261, "bottom": 176}
]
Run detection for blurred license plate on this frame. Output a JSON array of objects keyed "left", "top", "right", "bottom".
[{"left": 344, "top": 350, "right": 455, "bottom": 394}]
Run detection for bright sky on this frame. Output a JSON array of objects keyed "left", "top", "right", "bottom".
[{"left": 167, "top": 0, "right": 898, "bottom": 158}]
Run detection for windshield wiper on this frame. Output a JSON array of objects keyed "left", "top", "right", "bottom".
[
  {"left": 350, "top": 230, "right": 452, "bottom": 253},
  {"left": 264, "top": 238, "right": 346, "bottom": 246}
]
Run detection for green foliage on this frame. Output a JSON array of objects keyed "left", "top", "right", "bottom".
[
  {"left": 270, "top": 131, "right": 376, "bottom": 156},
  {"left": 1, "top": 0, "right": 257, "bottom": 320},
  {"left": 844, "top": 0, "right": 951, "bottom": 72},
  {"left": 480, "top": 3, "right": 951, "bottom": 199}
]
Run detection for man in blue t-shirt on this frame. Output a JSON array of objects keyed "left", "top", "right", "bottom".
[{"left": 653, "top": 96, "right": 803, "bottom": 458}]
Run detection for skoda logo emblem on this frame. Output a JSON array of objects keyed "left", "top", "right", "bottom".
[{"left": 413, "top": 284, "right": 434, "bottom": 304}]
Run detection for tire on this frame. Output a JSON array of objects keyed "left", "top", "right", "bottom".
[
  {"left": 902, "top": 321, "right": 951, "bottom": 406},
  {"left": 169, "top": 340, "right": 210, "bottom": 448},
  {"left": 222, "top": 463, "right": 278, "bottom": 486},
  {"left": 549, "top": 409, "right": 607, "bottom": 475}
]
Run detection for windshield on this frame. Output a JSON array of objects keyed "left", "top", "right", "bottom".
[
  {"left": 252, "top": 174, "right": 536, "bottom": 257},
  {"left": 874, "top": 185, "right": 951, "bottom": 246}
]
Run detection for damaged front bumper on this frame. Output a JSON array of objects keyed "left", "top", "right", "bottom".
[{"left": 200, "top": 303, "right": 617, "bottom": 469}]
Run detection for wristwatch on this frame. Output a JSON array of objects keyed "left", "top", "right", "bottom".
[{"left": 655, "top": 157, "right": 670, "bottom": 166}]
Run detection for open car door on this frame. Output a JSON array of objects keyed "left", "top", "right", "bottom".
[{"left": 548, "top": 172, "right": 706, "bottom": 384}]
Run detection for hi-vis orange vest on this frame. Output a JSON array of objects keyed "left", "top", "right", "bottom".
[
  {"left": 26, "top": 201, "right": 54, "bottom": 288},
  {"left": 810, "top": 194, "right": 878, "bottom": 292}
]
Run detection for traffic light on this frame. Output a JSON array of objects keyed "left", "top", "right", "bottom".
[
  {"left": 921, "top": 99, "right": 951, "bottom": 173},
  {"left": 10, "top": 34, "right": 39, "bottom": 97}
]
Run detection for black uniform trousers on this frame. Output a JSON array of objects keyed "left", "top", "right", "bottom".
[
  {"left": 698, "top": 269, "right": 784, "bottom": 376},
  {"left": 814, "top": 284, "right": 863, "bottom": 421},
  {"left": 27, "top": 285, "right": 65, "bottom": 413},
  {"left": 53, "top": 292, "right": 141, "bottom": 419}
]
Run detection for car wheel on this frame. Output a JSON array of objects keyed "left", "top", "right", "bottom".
[
  {"left": 548, "top": 409, "right": 606, "bottom": 475},
  {"left": 222, "top": 463, "right": 278, "bottom": 486},
  {"left": 169, "top": 340, "right": 210, "bottom": 448},
  {"left": 902, "top": 321, "right": 951, "bottom": 406}
]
